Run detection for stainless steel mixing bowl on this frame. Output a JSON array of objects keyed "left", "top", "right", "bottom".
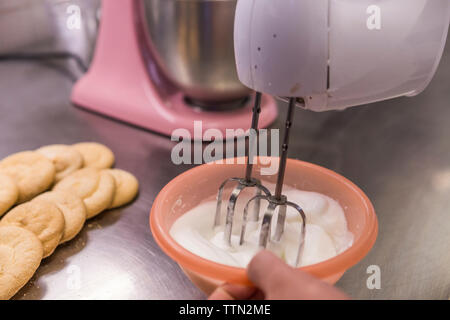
[{"left": 143, "top": 0, "right": 251, "bottom": 107}]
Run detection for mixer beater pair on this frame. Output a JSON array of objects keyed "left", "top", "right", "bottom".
[{"left": 214, "top": 93, "right": 306, "bottom": 267}]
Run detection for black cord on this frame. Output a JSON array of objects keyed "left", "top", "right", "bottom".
[{"left": 0, "top": 51, "right": 88, "bottom": 73}]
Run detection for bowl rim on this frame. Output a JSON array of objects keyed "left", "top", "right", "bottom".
[{"left": 150, "top": 157, "right": 378, "bottom": 285}]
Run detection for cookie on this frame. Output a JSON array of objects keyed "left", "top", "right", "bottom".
[
  {"left": 0, "top": 226, "right": 43, "bottom": 300},
  {"left": 72, "top": 142, "right": 115, "bottom": 169},
  {"left": 0, "top": 151, "right": 55, "bottom": 203},
  {"left": 53, "top": 168, "right": 115, "bottom": 219},
  {"left": 0, "top": 172, "right": 18, "bottom": 217},
  {"left": 36, "top": 144, "right": 84, "bottom": 182},
  {"left": 0, "top": 200, "right": 65, "bottom": 258},
  {"left": 106, "top": 169, "right": 139, "bottom": 209},
  {"left": 34, "top": 191, "right": 87, "bottom": 244}
]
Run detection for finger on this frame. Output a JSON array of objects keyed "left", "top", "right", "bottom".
[
  {"left": 247, "top": 250, "right": 350, "bottom": 300},
  {"left": 208, "top": 286, "right": 235, "bottom": 300},
  {"left": 249, "top": 289, "right": 265, "bottom": 300},
  {"left": 247, "top": 250, "right": 295, "bottom": 294},
  {"left": 208, "top": 283, "right": 257, "bottom": 300}
]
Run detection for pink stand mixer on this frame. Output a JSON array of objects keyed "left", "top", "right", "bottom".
[{"left": 71, "top": 0, "right": 277, "bottom": 138}]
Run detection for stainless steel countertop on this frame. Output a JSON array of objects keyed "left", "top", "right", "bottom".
[{"left": 1, "top": 44, "right": 450, "bottom": 299}]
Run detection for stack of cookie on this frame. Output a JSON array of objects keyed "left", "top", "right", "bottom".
[{"left": 0, "top": 142, "right": 139, "bottom": 300}]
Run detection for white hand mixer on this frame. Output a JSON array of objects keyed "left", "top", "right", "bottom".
[{"left": 215, "top": 0, "right": 450, "bottom": 266}]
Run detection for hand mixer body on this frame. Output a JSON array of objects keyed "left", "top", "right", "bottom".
[
  {"left": 234, "top": 0, "right": 450, "bottom": 111},
  {"left": 223, "top": 0, "right": 450, "bottom": 267}
]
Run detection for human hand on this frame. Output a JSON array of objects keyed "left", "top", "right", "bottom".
[{"left": 209, "top": 250, "right": 349, "bottom": 300}]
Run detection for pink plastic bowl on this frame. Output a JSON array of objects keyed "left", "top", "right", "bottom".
[{"left": 150, "top": 157, "right": 378, "bottom": 295}]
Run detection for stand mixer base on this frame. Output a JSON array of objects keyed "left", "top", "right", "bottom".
[{"left": 72, "top": 80, "right": 277, "bottom": 139}]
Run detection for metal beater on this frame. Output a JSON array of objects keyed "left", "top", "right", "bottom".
[
  {"left": 215, "top": 94, "right": 306, "bottom": 267},
  {"left": 214, "top": 92, "right": 271, "bottom": 244}
]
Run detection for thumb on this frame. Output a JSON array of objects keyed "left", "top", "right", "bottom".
[
  {"left": 247, "top": 250, "right": 349, "bottom": 300},
  {"left": 247, "top": 250, "right": 296, "bottom": 295}
]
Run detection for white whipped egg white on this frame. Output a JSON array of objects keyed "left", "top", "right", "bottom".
[{"left": 170, "top": 184, "right": 354, "bottom": 268}]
